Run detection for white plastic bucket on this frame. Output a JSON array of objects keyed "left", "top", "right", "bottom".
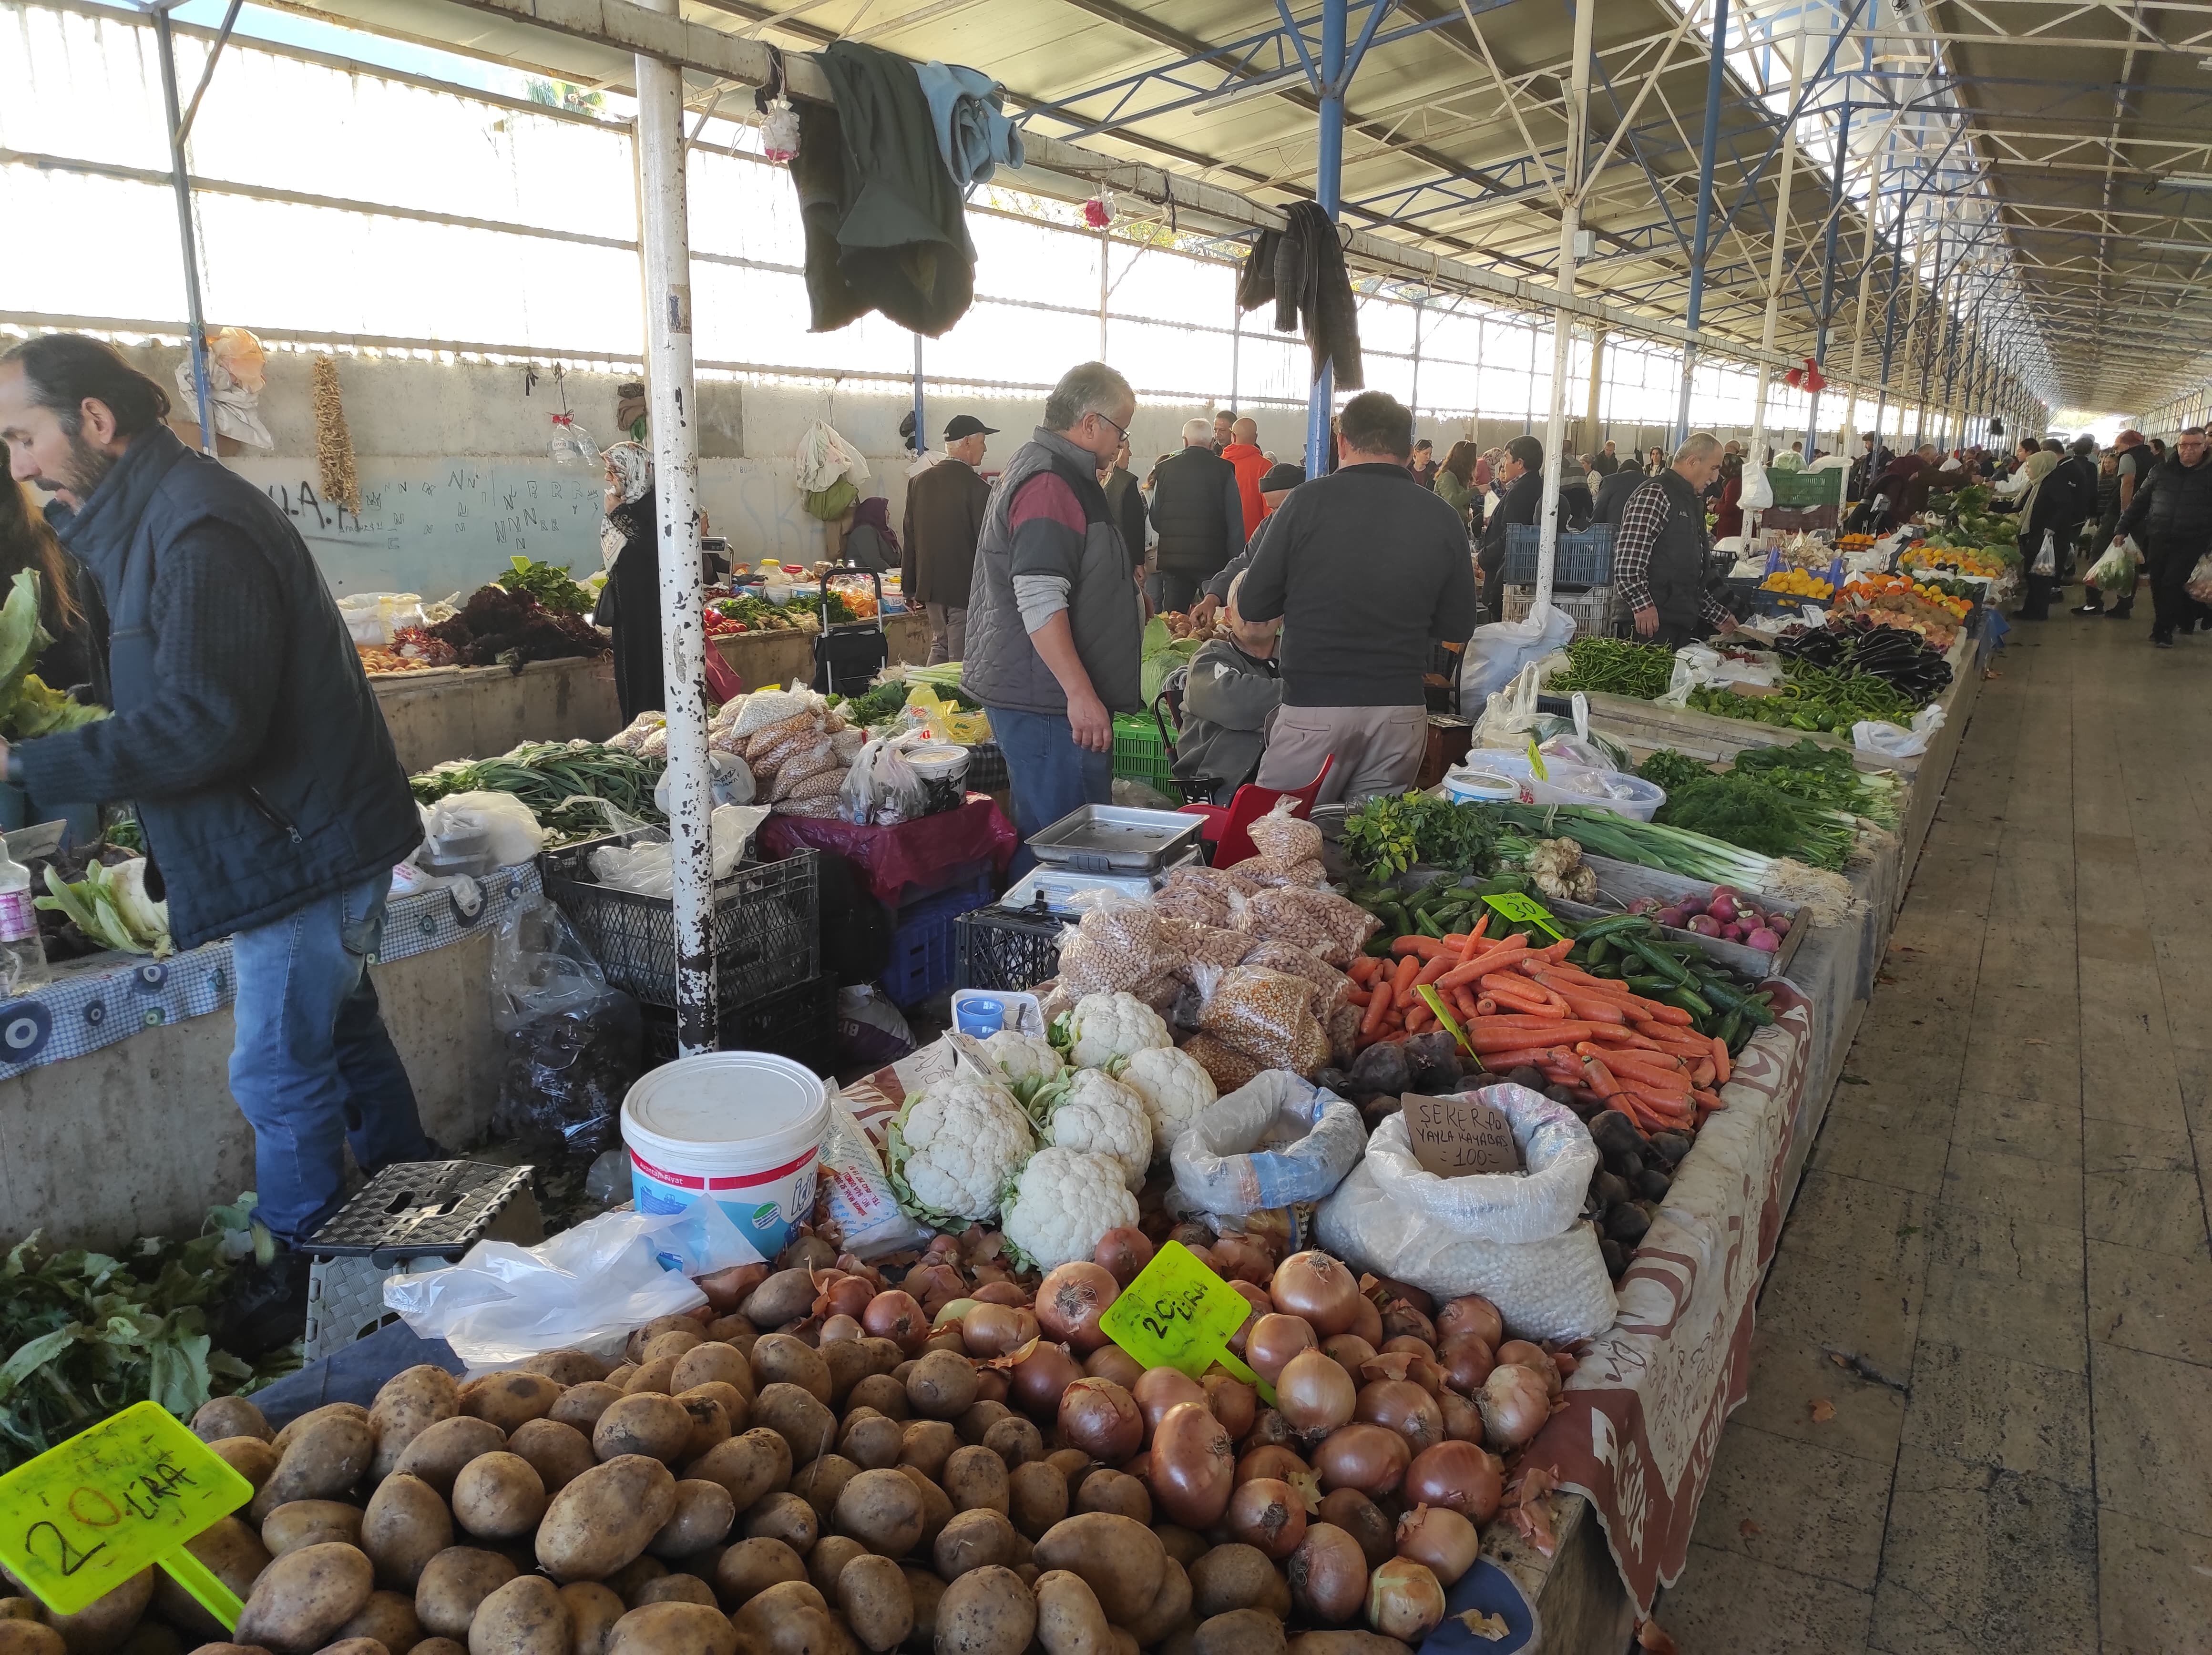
[
  {"left": 903, "top": 741, "right": 970, "bottom": 815},
  {"left": 622, "top": 1052, "right": 830, "bottom": 1260},
  {"left": 1442, "top": 765, "right": 1521, "bottom": 805}
]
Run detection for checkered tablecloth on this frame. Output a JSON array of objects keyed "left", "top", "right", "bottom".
[{"left": 0, "top": 863, "right": 540, "bottom": 1079}]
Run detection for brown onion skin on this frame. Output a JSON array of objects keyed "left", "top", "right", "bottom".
[
  {"left": 1395, "top": 1504, "right": 1479, "bottom": 1585},
  {"left": 1058, "top": 1377, "right": 1143, "bottom": 1462},
  {"left": 973, "top": 1369, "right": 1008, "bottom": 1404},
  {"left": 1349, "top": 1293, "right": 1384, "bottom": 1347},
  {"left": 1318, "top": 1488, "right": 1394, "bottom": 1568},
  {"left": 1438, "top": 1389, "right": 1483, "bottom": 1445},
  {"left": 1366, "top": 1556, "right": 1446, "bottom": 1642},
  {"left": 1379, "top": 1334, "right": 1436, "bottom": 1362},
  {"left": 924, "top": 1325, "right": 966, "bottom": 1355},
  {"left": 1209, "top": 1236, "right": 1274, "bottom": 1286},
  {"left": 819, "top": 1313, "right": 863, "bottom": 1343},
  {"left": 1169, "top": 1221, "right": 1214, "bottom": 1252},
  {"left": 1435, "top": 1294, "right": 1504, "bottom": 1350},
  {"left": 861, "top": 1288, "right": 927, "bottom": 1354},
  {"left": 1277, "top": 1349, "right": 1358, "bottom": 1435},
  {"left": 1289, "top": 1522, "right": 1369, "bottom": 1624},
  {"left": 1241, "top": 1409, "right": 1296, "bottom": 1452},
  {"left": 973, "top": 1280, "right": 1029, "bottom": 1306},
  {"left": 1009, "top": 1341, "right": 1084, "bottom": 1419},
  {"left": 699, "top": 1262, "right": 771, "bottom": 1313},
  {"left": 1355, "top": 1378, "right": 1444, "bottom": 1453},
  {"left": 1312, "top": 1423, "right": 1412, "bottom": 1497},
  {"left": 1225, "top": 1476, "right": 1307, "bottom": 1560},
  {"left": 1149, "top": 1401, "right": 1235, "bottom": 1529},
  {"left": 1235, "top": 1444, "right": 1310, "bottom": 1485},
  {"left": 1439, "top": 1336, "right": 1496, "bottom": 1396},
  {"left": 1403, "top": 1440, "right": 1504, "bottom": 1523},
  {"left": 1202, "top": 1371, "right": 1256, "bottom": 1443},
  {"left": 1229, "top": 1281, "right": 1274, "bottom": 1317},
  {"left": 963, "top": 1303, "right": 1039, "bottom": 1357},
  {"left": 1133, "top": 1368, "right": 1208, "bottom": 1438},
  {"left": 1085, "top": 1345, "right": 1145, "bottom": 1389},
  {"left": 815, "top": 1271, "right": 875, "bottom": 1320},
  {"left": 1381, "top": 1303, "right": 1437, "bottom": 1346},
  {"left": 1271, "top": 1252, "right": 1362, "bottom": 1338},
  {"left": 1246, "top": 1314, "right": 1320, "bottom": 1384},
  {"left": 1322, "top": 1334, "right": 1378, "bottom": 1389},
  {"left": 1495, "top": 1340, "right": 1562, "bottom": 1398},
  {"left": 1095, "top": 1227, "right": 1154, "bottom": 1286},
  {"left": 1036, "top": 1262, "right": 1119, "bottom": 1354}
]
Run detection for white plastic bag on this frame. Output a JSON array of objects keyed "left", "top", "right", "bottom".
[
  {"left": 338, "top": 593, "right": 426, "bottom": 648},
  {"left": 1315, "top": 1086, "right": 1617, "bottom": 1342},
  {"left": 2189, "top": 554, "right": 2212, "bottom": 605},
  {"left": 654, "top": 751, "right": 757, "bottom": 812},
  {"left": 1738, "top": 463, "right": 1775, "bottom": 511},
  {"left": 1852, "top": 702, "right": 1946, "bottom": 760},
  {"left": 795, "top": 419, "right": 871, "bottom": 494},
  {"left": 1170, "top": 1071, "right": 1367, "bottom": 1218},
  {"left": 816, "top": 1097, "right": 933, "bottom": 1260},
  {"left": 2031, "top": 532, "right": 2056, "bottom": 577},
  {"left": 382, "top": 1202, "right": 753, "bottom": 1366},
  {"left": 588, "top": 806, "right": 769, "bottom": 896},
  {"left": 2088, "top": 542, "right": 2137, "bottom": 591},
  {"left": 838, "top": 735, "right": 928, "bottom": 826},
  {"left": 1457, "top": 605, "right": 1577, "bottom": 708},
  {"left": 419, "top": 790, "right": 545, "bottom": 869}
]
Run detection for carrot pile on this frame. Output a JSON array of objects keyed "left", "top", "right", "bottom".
[{"left": 1346, "top": 918, "right": 1730, "bottom": 1133}]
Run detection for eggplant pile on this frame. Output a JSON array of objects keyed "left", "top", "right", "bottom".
[{"left": 1775, "top": 616, "right": 1953, "bottom": 702}]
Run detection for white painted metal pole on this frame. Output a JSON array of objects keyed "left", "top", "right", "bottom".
[
  {"left": 1745, "top": 21, "right": 1806, "bottom": 536},
  {"left": 635, "top": 0, "right": 717, "bottom": 1053},
  {"left": 1839, "top": 127, "right": 1893, "bottom": 463},
  {"left": 1534, "top": 0, "right": 1597, "bottom": 621}
]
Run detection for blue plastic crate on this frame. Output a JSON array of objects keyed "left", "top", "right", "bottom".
[
  {"left": 1504, "top": 523, "right": 1616, "bottom": 586},
  {"left": 881, "top": 871, "right": 999, "bottom": 1006}
]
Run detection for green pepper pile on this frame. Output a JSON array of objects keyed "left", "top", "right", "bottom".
[{"left": 1545, "top": 636, "right": 1678, "bottom": 700}]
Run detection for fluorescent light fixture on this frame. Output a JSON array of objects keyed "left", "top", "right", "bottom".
[
  {"left": 2137, "top": 240, "right": 2212, "bottom": 255},
  {"left": 2151, "top": 174, "right": 2212, "bottom": 192},
  {"left": 1192, "top": 73, "right": 1302, "bottom": 116}
]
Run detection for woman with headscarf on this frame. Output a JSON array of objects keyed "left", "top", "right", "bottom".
[
  {"left": 0, "top": 480, "right": 105, "bottom": 702},
  {"left": 2015, "top": 449, "right": 2063, "bottom": 620},
  {"left": 842, "top": 496, "right": 900, "bottom": 575},
  {"left": 1432, "top": 440, "right": 1482, "bottom": 535},
  {"left": 593, "top": 441, "right": 663, "bottom": 721}
]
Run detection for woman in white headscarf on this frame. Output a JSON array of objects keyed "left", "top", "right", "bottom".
[{"left": 593, "top": 440, "right": 663, "bottom": 721}]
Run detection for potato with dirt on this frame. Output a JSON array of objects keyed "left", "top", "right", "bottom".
[
  {"left": 207, "top": 1436, "right": 282, "bottom": 1491},
  {"left": 753, "top": 1385, "right": 838, "bottom": 1463},
  {"left": 262, "top": 1502, "right": 365, "bottom": 1557},
  {"left": 594, "top": 1395, "right": 695, "bottom": 1465},
  {"left": 459, "top": 1374, "right": 563, "bottom": 1434},
  {"left": 360, "top": 1474, "right": 454, "bottom": 1591},
  {"left": 1029, "top": 1515, "right": 1164, "bottom": 1625},
  {"left": 451, "top": 1453, "right": 548, "bottom": 1542},
  {"left": 934, "top": 1566, "right": 1034, "bottom": 1655},
  {"left": 369, "top": 1368, "right": 461, "bottom": 1481},
  {"left": 683, "top": 1429, "right": 790, "bottom": 1511},
  {"left": 335, "top": 1590, "right": 423, "bottom": 1655},
  {"left": 1031, "top": 1572, "right": 1113, "bottom": 1655},
  {"left": 834, "top": 1554, "right": 911, "bottom": 1654},
  {"left": 605, "top": 1603, "right": 737, "bottom": 1655},
  {"left": 939, "top": 1448, "right": 1008, "bottom": 1517},
  {"left": 536, "top": 1456, "right": 678, "bottom": 1583},
  {"left": 412, "top": 1550, "right": 516, "bottom": 1642},
  {"left": 391, "top": 1419, "right": 507, "bottom": 1495},
  {"left": 645, "top": 1481, "right": 736, "bottom": 1559},
  {"left": 465, "top": 1575, "right": 570, "bottom": 1655},
  {"left": 192, "top": 1397, "right": 272, "bottom": 1444},
  {"left": 559, "top": 1583, "right": 625, "bottom": 1655},
  {"left": 234, "top": 1542, "right": 375, "bottom": 1655},
  {"left": 151, "top": 1517, "right": 269, "bottom": 1639},
  {"left": 712, "top": 1539, "right": 807, "bottom": 1608},
  {"left": 252, "top": 1416, "right": 377, "bottom": 1522},
  {"left": 506, "top": 1420, "right": 597, "bottom": 1495}
]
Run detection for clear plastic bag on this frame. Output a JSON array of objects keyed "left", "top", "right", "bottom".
[
  {"left": 1458, "top": 606, "right": 1577, "bottom": 707},
  {"left": 2088, "top": 543, "right": 2136, "bottom": 592},
  {"left": 1239, "top": 886, "right": 1375, "bottom": 967},
  {"left": 1170, "top": 1070, "right": 1367, "bottom": 1218},
  {"left": 1190, "top": 962, "right": 1331, "bottom": 1074},
  {"left": 1244, "top": 797, "right": 1323, "bottom": 868},
  {"left": 2031, "top": 532, "right": 2056, "bottom": 577},
  {"left": 838, "top": 735, "right": 929, "bottom": 826},
  {"left": 1056, "top": 894, "right": 1181, "bottom": 997},
  {"left": 489, "top": 897, "right": 642, "bottom": 1160},
  {"left": 654, "top": 751, "right": 756, "bottom": 812},
  {"left": 2190, "top": 553, "right": 2212, "bottom": 605},
  {"left": 587, "top": 806, "right": 768, "bottom": 896},
  {"left": 418, "top": 790, "right": 545, "bottom": 870}
]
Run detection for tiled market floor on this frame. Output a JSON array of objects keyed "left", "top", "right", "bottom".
[{"left": 1655, "top": 608, "right": 2212, "bottom": 1654}]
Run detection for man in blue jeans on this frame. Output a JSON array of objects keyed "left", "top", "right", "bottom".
[
  {"left": 962, "top": 363, "right": 1145, "bottom": 856},
  {"left": 0, "top": 336, "right": 429, "bottom": 1337}
]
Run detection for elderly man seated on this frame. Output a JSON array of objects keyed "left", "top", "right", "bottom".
[{"left": 1170, "top": 573, "right": 1283, "bottom": 805}]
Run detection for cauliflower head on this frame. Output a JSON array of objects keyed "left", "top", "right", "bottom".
[
  {"left": 1037, "top": 1067, "right": 1152, "bottom": 1191},
  {"left": 1000, "top": 1147, "right": 1140, "bottom": 1273},
  {"left": 1053, "top": 991, "right": 1172, "bottom": 1070},
  {"left": 983, "top": 1029, "right": 1064, "bottom": 1104},
  {"left": 1109, "top": 1044, "right": 1218, "bottom": 1162},
  {"left": 886, "top": 1077, "right": 1035, "bottom": 1226}
]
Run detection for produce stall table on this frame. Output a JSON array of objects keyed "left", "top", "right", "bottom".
[
  {"left": 372, "top": 655, "right": 621, "bottom": 773},
  {"left": 0, "top": 865, "right": 539, "bottom": 1247},
  {"left": 713, "top": 612, "right": 932, "bottom": 695}
]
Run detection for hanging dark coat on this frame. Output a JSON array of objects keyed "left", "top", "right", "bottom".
[
  {"left": 1236, "top": 201, "right": 1363, "bottom": 391},
  {"left": 593, "top": 490, "right": 665, "bottom": 725}
]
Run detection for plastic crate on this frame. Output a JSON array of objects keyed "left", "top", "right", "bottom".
[
  {"left": 1502, "top": 582, "right": 1621, "bottom": 636},
  {"left": 303, "top": 1162, "right": 542, "bottom": 1363},
  {"left": 955, "top": 906, "right": 1065, "bottom": 992},
  {"left": 541, "top": 840, "right": 819, "bottom": 1011},
  {"left": 882, "top": 871, "right": 999, "bottom": 1006},
  {"left": 639, "top": 972, "right": 838, "bottom": 1074},
  {"left": 1504, "top": 523, "right": 1616, "bottom": 585},
  {"left": 1111, "top": 713, "right": 1175, "bottom": 794}
]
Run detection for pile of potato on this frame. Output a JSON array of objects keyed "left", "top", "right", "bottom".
[{"left": 0, "top": 1236, "right": 1561, "bottom": 1655}]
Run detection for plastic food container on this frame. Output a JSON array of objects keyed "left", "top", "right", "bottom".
[
  {"left": 1442, "top": 765, "right": 1521, "bottom": 805},
  {"left": 903, "top": 742, "right": 971, "bottom": 815},
  {"left": 1463, "top": 751, "right": 1666, "bottom": 820},
  {"left": 621, "top": 1052, "right": 829, "bottom": 1259},
  {"left": 953, "top": 997, "right": 1005, "bottom": 1036}
]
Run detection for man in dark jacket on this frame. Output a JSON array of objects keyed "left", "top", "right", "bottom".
[
  {"left": 1238, "top": 391, "right": 1477, "bottom": 803},
  {"left": 903, "top": 415, "right": 994, "bottom": 664},
  {"left": 2113, "top": 426, "right": 2212, "bottom": 647},
  {"left": 1595, "top": 458, "right": 1644, "bottom": 527},
  {"left": 1592, "top": 440, "right": 1620, "bottom": 477},
  {"left": 962, "top": 363, "right": 1144, "bottom": 842},
  {"left": 1147, "top": 419, "right": 1244, "bottom": 613},
  {"left": 1616, "top": 432, "right": 1740, "bottom": 647},
  {"left": 1100, "top": 436, "right": 1147, "bottom": 576},
  {"left": 0, "top": 335, "right": 431, "bottom": 1274},
  {"left": 1477, "top": 435, "right": 1544, "bottom": 622}
]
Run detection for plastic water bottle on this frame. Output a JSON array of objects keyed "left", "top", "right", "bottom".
[{"left": 0, "top": 844, "right": 50, "bottom": 995}]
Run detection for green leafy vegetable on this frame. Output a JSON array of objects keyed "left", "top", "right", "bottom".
[
  {"left": 0, "top": 572, "right": 105, "bottom": 742},
  {"left": 1651, "top": 774, "right": 1854, "bottom": 869},
  {"left": 36, "top": 859, "right": 172, "bottom": 956},
  {"left": 410, "top": 740, "right": 667, "bottom": 842},
  {"left": 1342, "top": 792, "right": 1498, "bottom": 879},
  {"left": 497, "top": 557, "right": 594, "bottom": 616}
]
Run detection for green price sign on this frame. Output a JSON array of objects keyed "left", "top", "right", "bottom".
[
  {"left": 1482, "top": 892, "right": 1564, "bottom": 940},
  {"left": 0, "top": 1402, "right": 254, "bottom": 1627},
  {"left": 1099, "top": 1242, "right": 1274, "bottom": 1404}
]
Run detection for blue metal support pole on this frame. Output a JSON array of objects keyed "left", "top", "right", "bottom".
[
  {"left": 1305, "top": 0, "right": 1347, "bottom": 478},
  {"left": 1805, "top": 95, "right": 1852, "bottom": 459},
  {"left": 1674, "top": 0, "right": 1729, "bottom": 444},
  {"left": 152, "top": 3, "right": 215, "bottom": 454},
  {"left": 912, "top": 334, "right": 926, "bottom": 462}
]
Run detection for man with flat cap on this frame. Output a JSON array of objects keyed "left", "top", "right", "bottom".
[{"left": 903, "top": 414, "right": 996, "bottom": 664}]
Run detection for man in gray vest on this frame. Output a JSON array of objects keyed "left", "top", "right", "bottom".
[
  {"left": 1615, "top": 431, "right": 1740, "bottom": 647},
  {"left": 0, "top": 334, "right": 430, "bottom": 1336},
  {"left": 1147, "top": 419, "right": 1245, "bottom": 613},
  {"left": 961, "top": 363, "right": 1145, "bottom": 845}
]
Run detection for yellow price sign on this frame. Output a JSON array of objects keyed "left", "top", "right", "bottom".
[
  {"left": 1098, "top": 1242, "right": 1274, "bottom": 1405},
  {"left": 0, "top": 1402, "right": 254, "bottom": 1626}
]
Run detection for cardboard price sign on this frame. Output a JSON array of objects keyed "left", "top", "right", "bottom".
[
  {"left": 1481, "top": 893, "right": 1563, "bottom": 940},
  {"left": 1099, "top": 1242, "right": 1274, "bottom": 1404},
  {"left": 0, "top": 1402, "right": 254, "bottom": 1627},
  {"left": 1402, "top": 1092, "right": 1523, "bottom": 1178}
]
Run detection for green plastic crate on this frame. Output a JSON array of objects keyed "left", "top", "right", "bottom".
[{"left": 1111, "top": 712, "right": 1175, "bottom": 793}]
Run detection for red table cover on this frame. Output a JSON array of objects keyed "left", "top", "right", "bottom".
[{"left": 757, "top": 796, "right": 1018, "bottom": 909}]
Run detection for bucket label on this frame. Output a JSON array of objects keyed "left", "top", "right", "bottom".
[{"left": 628, "top": 1148, "right": 818, "bottom": 1260}]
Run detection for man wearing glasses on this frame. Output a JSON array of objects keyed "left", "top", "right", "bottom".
[{"left": 963, "top": 363, "right": 1147, "bottom": 852}]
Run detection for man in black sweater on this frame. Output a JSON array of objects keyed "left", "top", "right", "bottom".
[
  {"left": 1237, "top": 391, "right": 1478, "bottom": 803},
  {"left": 1147, "top": 419, "right": 1244, "bottom": 613}
]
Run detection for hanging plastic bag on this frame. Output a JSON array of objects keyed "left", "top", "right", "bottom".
[
  {"left": 1457, "top": 606, "right": 1577, "bottom": 708},
  {"left": 1738, "top": 463, "right": 1775, "bottom": 511},
  {"left": 653, "top": 751, "right": 757, "bottom": 814},
  {"left": 489, "top": 898, "right": 643, "bottom": 1160},
  {"left": 2031, "top": 532, "right": 2057, "bottom": 577},
  {"left": 2188, "top": 554, "right": 2212, "bottom": 605},
  {"left": 795, "top": 419, "right": 871, "bottom": 494},
  {"left": 2088, "top": 542, "right": 2136, "bottom": 592}
]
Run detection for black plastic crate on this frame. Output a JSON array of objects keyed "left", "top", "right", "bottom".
[
  {"left": 1504, "top": 523, "right": 1616, "bottom": 586},
  {"left": 640, "top": 972, "right": 838, "bottom": 1074},
  {"left": 541, "top": 839, "right": 819, "bottom": 1012},
  {"left": 955, "top": 906, "right": 1064, "bottom": 992}
]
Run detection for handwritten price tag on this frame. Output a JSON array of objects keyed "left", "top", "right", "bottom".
[
  {"left": 1481, "top": 893, "right": 1563, "bottom": 940},
  {"left": 1098, "top": 1242, "right": 1274, "bottom": 1404},
  {"left": 0, "top": 1402, "right": 254, "bottom": 1626}
]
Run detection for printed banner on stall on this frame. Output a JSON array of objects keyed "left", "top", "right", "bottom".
[
  {"left": 0, "top": 865, "right": 541, "bottom": 1080},
  {"left": 1520, "top": 983, "right": 1814, "bottom": 1616}
]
